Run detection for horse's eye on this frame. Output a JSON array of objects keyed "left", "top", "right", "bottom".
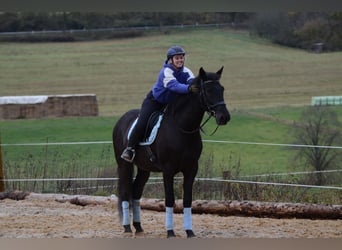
[{"left": 205, "top": 86, "right": 216, "bottom": 94}]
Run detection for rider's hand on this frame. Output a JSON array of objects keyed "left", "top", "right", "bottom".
[{"left": 188, "top": 85, "right": 199, "bottom": 93}]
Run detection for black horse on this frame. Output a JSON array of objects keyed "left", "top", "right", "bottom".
[{"left": 112, "top": 67, "right": 230, "bottom": 238}]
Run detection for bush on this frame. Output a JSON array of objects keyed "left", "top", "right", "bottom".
[
  {"left": 295, "top": 18, "right": 330, "bottom": 50},
  {"left": 251, "top": 12, "right": 342, "bottom": 52}
]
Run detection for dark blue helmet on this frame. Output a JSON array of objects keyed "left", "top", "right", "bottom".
[{"left": 166, "top": 46, "right": 186, "bottom": 60}]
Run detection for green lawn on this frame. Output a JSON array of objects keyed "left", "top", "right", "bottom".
[
  {"left": 1, "top": 28, "right": 341, "bottom": 116},
  {"left": 0, "top": 109, "right": 306, "bottom": 177},
  {"left": 1, "top": 28, "right": 341, "bottom": 197}
]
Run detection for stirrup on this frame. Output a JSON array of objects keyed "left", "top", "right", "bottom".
[{"left": 121, "top": 147, "right": 136, "bottom": 163}]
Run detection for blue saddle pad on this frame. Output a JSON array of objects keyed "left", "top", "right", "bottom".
[{"left": 127, "top": 114, "right": 163, "bottom": 146}]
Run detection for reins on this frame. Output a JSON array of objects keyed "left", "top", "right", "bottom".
[
  {"left": 178, "top": 111, "right": 213, "bottom": 134},
  {"left": 178, "top": 79, "right": 225, "bottom": 135},
  {"left": 200, "top": 113, "right": 220, "bottom": 136}
]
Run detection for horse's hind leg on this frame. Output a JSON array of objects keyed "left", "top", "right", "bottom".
[
  {"left": 163, "top": 171, "right": 176, "bottom": 238},
  {"left": 122, "top": 201, "right": 132, "bottom": 233},
  {"left": 132, "top": 168, "right": 150, "bottom": 233},
  {"left": 117, "top": 161, "right": 134, "bottom": 233}
]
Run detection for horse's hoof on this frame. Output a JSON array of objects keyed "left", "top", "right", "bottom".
[
  {"left": 123, "top": 225, "right": 132, "bottom": 233},
  {"left": 167, "top": 230, "right": 176, "bottom": 238},
  {"left": 133, "top": 222, "right": 144, "bottom": 233},
  {"left": 186, "top": 230, "right": 195, "bottom": 238}
]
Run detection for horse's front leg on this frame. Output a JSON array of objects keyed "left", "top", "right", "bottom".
[
  {"left": 182, "top": 167, "right": 198, "bottom": 238},
  {"left": 163, "top": 172, "right": 176, "bottom": 238},
  {"left": 132, "top": 169, "right": 150, "bottom": 233}
]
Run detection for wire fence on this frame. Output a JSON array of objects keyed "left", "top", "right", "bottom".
[
  {"left": 0, "top": 23, "right": 230, "bottom": 36},
  {"left": 2, "top": 139, "right": 342, "bottom": 149},
  {"left": 1, "top": 139, "right": 341, "bottom": 203},
  {"left": 3, "top": 175, "right": 342, "bottom": 190}
]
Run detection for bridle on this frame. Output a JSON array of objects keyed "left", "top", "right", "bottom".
[
  {"left": 179, "top": 79, "right": 226, "bottom": 135},
  {"left": 200, "top": 80, "right": 226, "bottom": 115}
]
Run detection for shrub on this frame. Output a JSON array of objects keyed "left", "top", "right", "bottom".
[
  {"left": 295, "top": 18, "right": 330, "bottom": 50},
  {"left": 251, "top": 12, "right": 342, "bottom": 52}
]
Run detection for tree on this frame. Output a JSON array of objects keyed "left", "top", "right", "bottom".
[
  {"left": 290, "top": 106, "right": 342, "bottom": 185},
  {"left": 0, "top": 12, "right": 20, "bottom": 32},
  {"left": 251, "top": 12, "right": 342, "bottom": 51}
]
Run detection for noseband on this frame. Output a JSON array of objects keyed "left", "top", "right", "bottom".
[{"left": 200, "top": 80, "right": 226, "bottom": 115}]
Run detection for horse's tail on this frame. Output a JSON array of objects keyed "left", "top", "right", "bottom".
[
  {"left": 112, "top": 112, "right": 135, "bottom": 221},
  {"left": 116, "top": 166, "right": 134, "bottom": 220},
  {"left": 117, "top": 192, "right": 123, "bottom": 221}
]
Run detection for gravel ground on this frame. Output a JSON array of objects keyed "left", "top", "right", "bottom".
[{"left": 0, "top": 198, "right": 341, "bottom": 238}]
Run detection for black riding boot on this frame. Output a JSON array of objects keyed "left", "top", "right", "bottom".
[
  {"left": 121, "top": 126, "right": 141, "bottom": 163},
  {"left": 121, "top": 91, "right": 164, "bottom": 163},
  {"left": 121, "top": 147, "right": 136, "bottom": 163}
]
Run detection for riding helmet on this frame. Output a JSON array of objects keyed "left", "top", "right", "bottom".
[{"left": 166, "top": 46, "right": 186, "bottom": 60}]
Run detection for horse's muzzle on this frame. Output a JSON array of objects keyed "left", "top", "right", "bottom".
[{"left": 214, "top": 106, "right": 230, "bottom": 125}]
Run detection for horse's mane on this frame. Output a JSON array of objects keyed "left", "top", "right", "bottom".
[
  {"left": 164, "top": 68, "right": 222, "bottom": 118},
  {"left": 166, "top": 76, "right": 201, "bottom": 117}
]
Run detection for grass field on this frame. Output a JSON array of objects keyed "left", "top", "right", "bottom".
[
  {"left": 1, "top": 112, "right": 288, "bottom": 175},
  {"left": 1, "top": 28, "right": 342, "bottom": 116},
  {"left": 1, "top": 107, "right": 341, "bottom": 176},
  {"left": 1, "top": 28, "right": 342, "bottom": 200}
]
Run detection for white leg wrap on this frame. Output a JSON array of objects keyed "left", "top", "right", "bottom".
[
  {"left": 165, "top": 207, "right": 174, "bottom": 231},
  {"left": 121, "top": 201, "right": 130, "bottom": 226},
  {"left": 132, "top": 199, "right": 141, "bottom": 222},
  {"left": 183, "top": 207, "right": 192, "bottom": 230}
]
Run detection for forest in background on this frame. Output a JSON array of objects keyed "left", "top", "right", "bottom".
[{"left": 0, "top": 12, "right": 342, "bottom": 51}]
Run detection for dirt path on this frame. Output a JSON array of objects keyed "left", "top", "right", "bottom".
[{"left": 0, "top": 198, "right": 341, "bottom": 238}]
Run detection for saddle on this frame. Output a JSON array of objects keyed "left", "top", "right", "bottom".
[{"left": 127, "top": 111, "right": 164, "bottom": 146}]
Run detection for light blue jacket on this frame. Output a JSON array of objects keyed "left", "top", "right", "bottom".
[{"left": 152, "top": 63, "right": 195, "bottom": 104}]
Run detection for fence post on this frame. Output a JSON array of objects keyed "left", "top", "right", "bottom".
[
  {"left": 222, "top": 171, "right": 231, "bottom": 200},
  {"left": 0, "top": 133, "right": 5, "bottom": 192}
]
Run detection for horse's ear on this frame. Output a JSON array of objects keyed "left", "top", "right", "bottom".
[
  {"left": 216, "top": 66, "right": 224, "bottom": 78},
  {"left": 199, "top": 67, "right": 207, "bottom": 80}
]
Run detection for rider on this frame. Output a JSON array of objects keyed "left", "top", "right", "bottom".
[{"left": 121, "top": 45, "right": 199, "bottom": 163}]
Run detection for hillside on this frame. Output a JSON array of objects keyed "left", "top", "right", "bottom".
[{"left": 1, "top": 28, "right": 341, "bottom": 116}]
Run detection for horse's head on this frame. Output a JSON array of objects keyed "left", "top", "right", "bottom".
[{"left": 192, "top": 66, "right": 230, "bottom": 125}]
